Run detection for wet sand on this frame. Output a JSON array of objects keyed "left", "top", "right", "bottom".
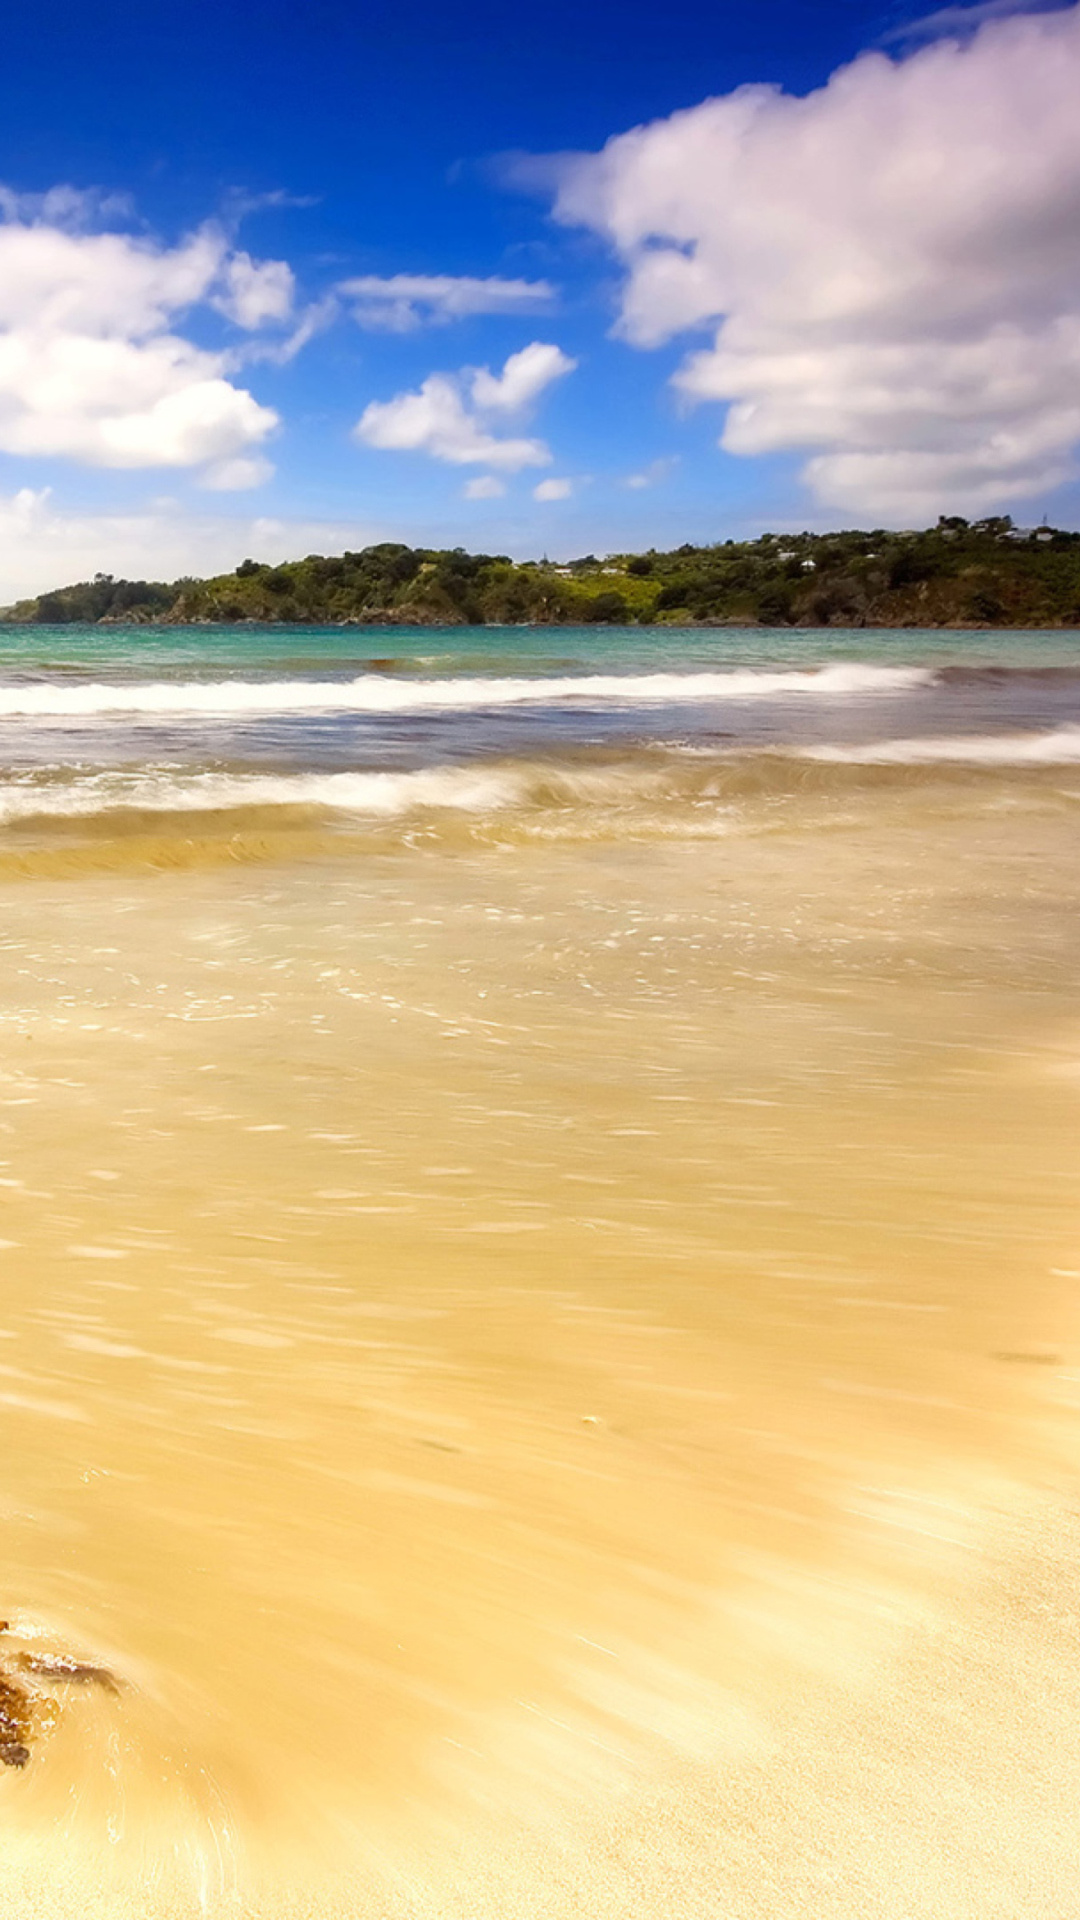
[{"left": 0, "top": 781, "right": 1077, "bottom": 1915}]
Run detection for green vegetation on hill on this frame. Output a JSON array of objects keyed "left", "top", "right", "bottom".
[{"left": 5, "top": 516, "right": 1080, "bottom": 628}]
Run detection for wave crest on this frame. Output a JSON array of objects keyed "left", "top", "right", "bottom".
[
  {"left": 801, "top": 725, "right": 1080, "bottom": 766},
  {"left": 0, "top": 663, "right": 934, "bottom": 720}
]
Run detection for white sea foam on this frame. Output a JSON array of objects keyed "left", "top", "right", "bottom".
[
  {"left": 0, "top": 764, "right": 533, "bottom": 824},
  {"left": 802, "top": 725, "right": 1080, "bottom": 767},
  {"left": 0, "top": 662, "right": 933, "bottom": 720},
  {"left": 2, "top": 722, "right": 1073, "bottom": 830}
]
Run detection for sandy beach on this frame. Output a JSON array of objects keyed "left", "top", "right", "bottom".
[{"left": 0, "top": 662, "right": 1077, "bottom": 1914}]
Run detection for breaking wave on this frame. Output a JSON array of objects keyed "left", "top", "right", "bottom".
[
  {"left": 2, "top": 726, "right": 1077, "bottom": 839},
  {"left": 0, "top": 662, "right": 934, "bottom": 720},
  {"left": 0, "top": 764, "right": 533, "bottom": 824},
  {"left": 801, "top": 725, "right": 1080, "bottom": 766}
]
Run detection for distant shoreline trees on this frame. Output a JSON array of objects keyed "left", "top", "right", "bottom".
[{"left": 5, "top": 517, "right": 1080, "bottom": 629}]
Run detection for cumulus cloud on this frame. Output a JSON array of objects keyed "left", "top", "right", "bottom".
[
  {"left": 463, "top": 474, "right": 507, "bottom": 498},
  {"left": 0, "top": 198, "right": 295, "bottom": 484},
  {"left": 469, "top": 341, "right": 576, "bottom": 410},
  {"left": 549, "top": 5, "right": 1080, "bottom": 518},
  {"left": 0, "top": 487, "right": 384, "bottom": 605},
  {"left": 533, "top": 476, "right": 573, "bottom": 500},
  {"left": 355, "top": 341, "right": 575, "bottom": 470},
  {"left": 356, "top": 374, "right": 548, "bottom": 468},
  {"left": 212, "top": 250, "right": 295, "bottom": 329},
  {"left": 339, "top": 272, "right": 556, "bottom": 331}
]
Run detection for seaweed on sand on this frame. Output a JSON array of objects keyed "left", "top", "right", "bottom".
[{"left": 0, "top": 1620, "right": 119, "bottom": 1766}]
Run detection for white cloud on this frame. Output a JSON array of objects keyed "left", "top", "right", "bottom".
[
  {"left": 463, "top": 474, "right": 507, "bottom": 498},
  {"left": 356, "top": 373, "right": 548, "bottom": 469},
  {"left": 222, "top": 187, "right": 323, "bottom": 219},
  {"left": 470, "top": 340, "right": 576, "bottom": 411},
  {"left": 884, "top": 0, "right": 1068, "bottom": 45},
  {"left": 0, "top": 487, "right": 385, "bottom": 604},
  {"left": 200, "top": 454, "right": 277, "bottom": 491},
  {"left": 355, "top": 341, "right": 575, "bottom": 470},
  {"left": 237, "top": 295, "right": 338, "bottom": 368},
  {"left": 533, "top": 476, "right": 573, "bottom": 500},
  {"left": 0, "top": 199, "right": 295, "bottom": 484},
  {"left": 339, "top": 273, "right": 556, "bottom": 331},
  {"left": 623, "top": 455, "right": 678, "bottom": 490},
  {"left": 212, "top": 250, "right": 295, "bottom": 329},
  {"left": 550, "top": 6, "right": 1080, "bottom": 518},
  {"left": 0, "top": 184, "right": 137, "bottom": 228}
]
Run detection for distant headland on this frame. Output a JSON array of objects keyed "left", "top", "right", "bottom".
[{"left": 4, "top": 516, "right": 1080, "bottom": 629}]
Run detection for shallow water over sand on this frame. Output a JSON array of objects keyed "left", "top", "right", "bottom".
[
  {"left": 0, "top": 622, "right": 1079, "bottom": 1913},
  {"left": 0, "top": 765, "right": 1078, "bottom": 1914}
]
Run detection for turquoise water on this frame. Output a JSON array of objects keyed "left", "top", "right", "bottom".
[
  {"left": 2, "top": 620, "right": 1079, "bottom": 677},
  {"left": 0, "top": 622, "right": 1076, "bottom": 852}
]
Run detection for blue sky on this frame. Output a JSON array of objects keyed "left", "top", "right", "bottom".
[{"left": 0, "top": 0, "right": 1077, "bottom": 592}]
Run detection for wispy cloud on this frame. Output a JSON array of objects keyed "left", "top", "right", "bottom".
[
  {"left": 882, "top": 0, "right": 1069, "bottom": 45},
  {"left": 623, "top": 456, "right": 678, "bottom": 491},
  {"left": 222, "top": 186, "right": 322, "bottom": 221},
  {"left": 463, "top": 474, "right": 506, "bottom": 499},
  {"left": 0, "top": 487, "right": 386, "bottom": 604},
  {"left": 339, "top": 272, "right": 556, "bottom": 331},
  {"left": 0, "top": 183, "right": 136, "bottom": 230},
  {"left": 234, "top": 295, "right": 338, "bottom": 368}
]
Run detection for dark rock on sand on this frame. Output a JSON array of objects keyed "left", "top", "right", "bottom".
[{"left": 0, "top": 1620, "right": 120, "bottom": 1765}]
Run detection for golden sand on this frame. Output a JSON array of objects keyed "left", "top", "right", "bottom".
[{"left": 0, "top": 782, "right": 1077, "bottom": 1914}]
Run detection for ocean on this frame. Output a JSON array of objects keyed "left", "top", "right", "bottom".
[
  {"left": 1, "top": 621, "right": 1079, "bottom": 1917},
  {"left": 0, "top": 622, "right": 1078, "bottom": 866}
]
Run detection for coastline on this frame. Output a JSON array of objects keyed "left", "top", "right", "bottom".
[
  {"left": 4, "top": 611, "right": 1080, "bottom": 631},
  {"left": 7, "top": 520, "right": 1080, "bottom": 631}
]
